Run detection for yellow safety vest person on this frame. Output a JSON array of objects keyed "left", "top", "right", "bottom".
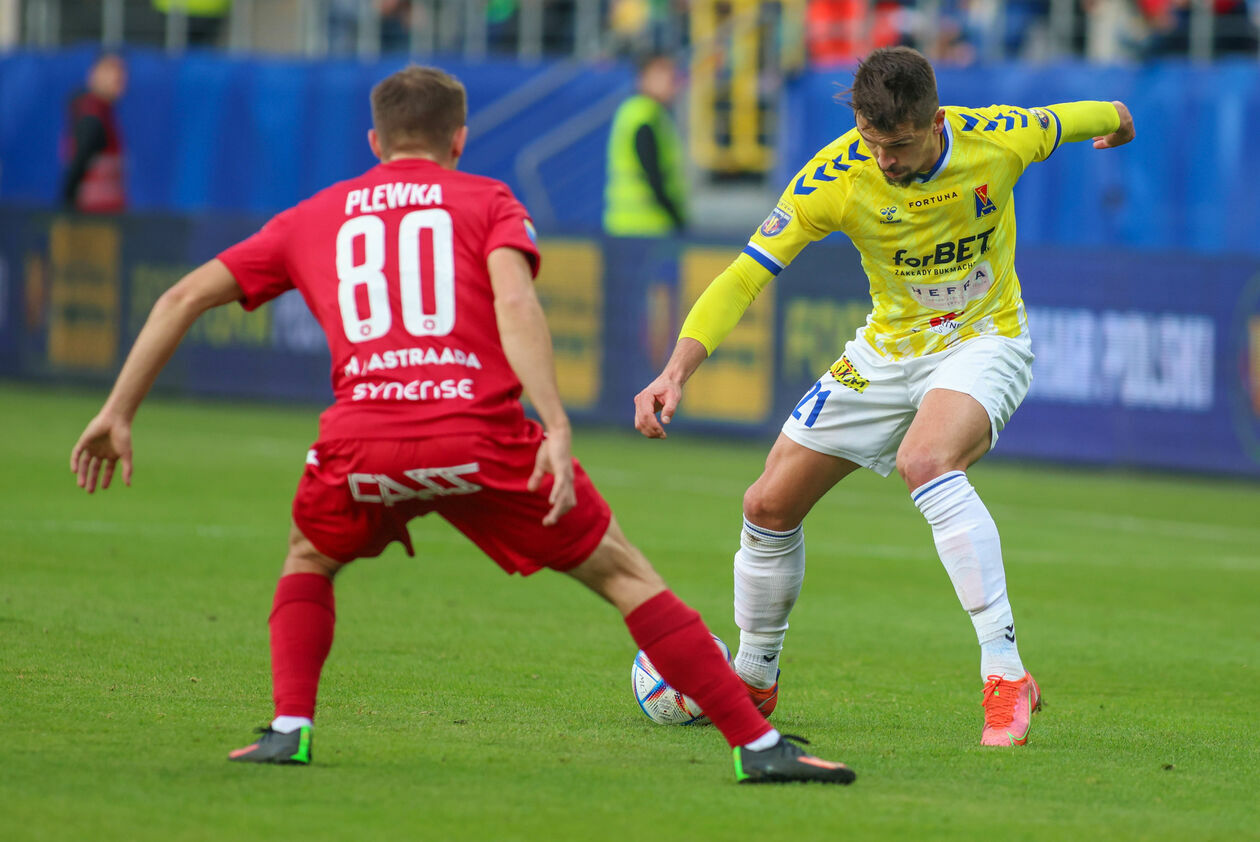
[{"left": 604, "top": 93, "right": 688, "bottom": 236}]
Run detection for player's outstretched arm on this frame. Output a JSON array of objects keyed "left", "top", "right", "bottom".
[
  {"left": 632, "top": 337, "right": 707, "bottom": 439},
  {"left": 488, "top": 246, "right": 575, "bottom": 526},
  {"left": 70, "top": 259, "right": 243, "bottom": 493},
  {"left": 1093, "top": 101, "right": 1135, "bottom": 149}
]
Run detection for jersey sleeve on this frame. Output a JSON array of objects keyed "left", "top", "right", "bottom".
[
  {"left": 485, "top": 184, "right": 541, "bottom": 278},
  {"left": 745, "top": 157, "right": 840, "bottom": 271},
  {"left": 217, "top": 207, "right": 297, "bottom": 311},
  {"left": 975, "top": 101, "right": 1120, "bottom": 168},
  {"left": 679, "top": 156, "right": 842, "bottom": 354}
]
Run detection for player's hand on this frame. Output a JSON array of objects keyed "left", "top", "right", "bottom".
[
  {"left": 528, "top": 428, "right": 576, "bottom": 526},
  {"left": 633, "top": 374, "right": 683, "bottom": 439},
  {"left": 70, "top": 412, "right": 133, "bottom": 493},
  {"left": 1093, "top": 101, "right": 1135, "bottom": 149}
]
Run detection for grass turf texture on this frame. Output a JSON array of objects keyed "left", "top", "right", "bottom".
[{"left": 1, "top": 381, "right": 1258, "bottom": 842}]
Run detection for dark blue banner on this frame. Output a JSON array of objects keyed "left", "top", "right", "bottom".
[{"left": 2, "top": 208, "right": 1258, "bottom": 476}]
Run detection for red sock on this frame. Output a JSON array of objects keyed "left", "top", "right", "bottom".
[
  {"left": 269, "top": 573, "right": 336, "bottom": 720},
  {"left": 625, "top": 590, "right": 772, "bottom": 748}
]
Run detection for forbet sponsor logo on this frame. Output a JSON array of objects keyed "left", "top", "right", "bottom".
[{"left": 893, "top": 227, "right": 995, "bottom": 269}]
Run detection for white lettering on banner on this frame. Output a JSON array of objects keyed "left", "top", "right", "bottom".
[
  {"left": 906, "top": 261, "right": 993, "bottom": 311},
  {"left": 349, "top": 462, "right": 482, "bottom": 505},
  {"left": 341, "top": 347, "right": 483, "bottom": 377},
  {"left": 1027, "top": 307, "right": 1214, "bottom": 411},
  {"left": 344, "top": 183, "right": 443, "bottom": 216},
  {"left": 350, "top": 378, "right": 475, "bottom": 402}
]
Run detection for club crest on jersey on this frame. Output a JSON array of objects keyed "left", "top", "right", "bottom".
[
  {"left": 1031, "top": 108, "right": 1051, "bottom": 130},
  {"left": 760, "top": 206, "right": 793, "bottom": 238},
  {"left": 973, "top": 184, "right": 997, "bottom": 218},
  {"left": 879, "top": 206, "right": 901, "bottom": 224}
]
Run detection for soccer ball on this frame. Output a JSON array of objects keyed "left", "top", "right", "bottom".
[{"left": 631, "top": 634, "right": 732, "bottom": 726}]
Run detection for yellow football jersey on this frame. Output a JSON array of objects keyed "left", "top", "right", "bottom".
[{"left": 681, "top": 101, "right": 1120, "bottom": 361}]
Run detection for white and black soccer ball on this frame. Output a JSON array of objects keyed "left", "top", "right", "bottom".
[{"left": 631, "top": 634, "right": 732, "bottom": 726}]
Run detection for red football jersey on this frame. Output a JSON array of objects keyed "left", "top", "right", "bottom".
[{"left": 218, "top": 158, "right": 541, "bottom": 441}]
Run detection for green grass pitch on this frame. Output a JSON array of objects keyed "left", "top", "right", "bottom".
[{"left": 2, "top": 381, "right": 1258, "bottom": 841}]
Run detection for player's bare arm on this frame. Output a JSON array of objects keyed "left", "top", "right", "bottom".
[
  {"left": 1093, "top": 101, "right": 1134, "bottom": 149},
  {"left": 487, "top": 246, "right": 575, "bottom": 526},
  {"left": 632, "top": 337, "right": 708, "bottom": 439},
  {"left": 70, "top": 259, "right": 242, "bottom": 493}
]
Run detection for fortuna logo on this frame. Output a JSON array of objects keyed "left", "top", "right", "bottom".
[
  {"left": 974, "top": 184, "right": 997, "bottom": 218},
  {"left": 905, "top": 190, "right": 959, "bottom": 210},
  {"left": 879, "top": 206, "right": 900, "bottom": 224}
]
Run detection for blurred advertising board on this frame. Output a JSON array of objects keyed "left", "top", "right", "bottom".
[{"left": 2, "top": 208, "right": 1258, "bottom": 477}]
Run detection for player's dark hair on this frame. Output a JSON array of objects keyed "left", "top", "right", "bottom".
[
  {"left": 370, "top": 66, "right": 467, "bottom": 157},
  {"left": 843, "top": 46, "right": 938, "bottom": 132}
]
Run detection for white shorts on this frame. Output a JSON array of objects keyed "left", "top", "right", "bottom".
[{"left": 781, "top": 333, "right": 1034, "bottom": 477}]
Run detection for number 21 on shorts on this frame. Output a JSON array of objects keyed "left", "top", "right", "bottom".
[
  {"left": 792, "top": 380, "right": 830, "bottom": 428},
  {"left": 336, "top": 208, "right": 455, "bottom": 342}
]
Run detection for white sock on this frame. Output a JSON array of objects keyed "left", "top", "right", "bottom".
[
  {"left": 271, "top": 715, "right": 313, "bottom": 734},
  {"left": 742, "top": 728, "right": 782, "bottom": 752},
  {"left": 733, "top": 518, "right": 805, "bottom": 689},
  {"left": 912, "top": 471, "right": 1025, "bottom": 681}
]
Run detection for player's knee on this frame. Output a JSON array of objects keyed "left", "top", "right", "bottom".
[
  {"left": 742, "top": 483, "right": 796, "bottom": 532},
  {"left": 896, "top": 446, "right": 953, "bottom": 491}
]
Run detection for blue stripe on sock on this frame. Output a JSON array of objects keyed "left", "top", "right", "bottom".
[
  {"left": 911, "top": 471, "right": 966, "bottom": 503},
  {"left": 743, "top": 520, "right": 802, "bottom": 539}
]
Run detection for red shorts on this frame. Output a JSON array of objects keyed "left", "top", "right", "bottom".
[{"left": 292, "top": 422, "right": 612, "bottom": 575}]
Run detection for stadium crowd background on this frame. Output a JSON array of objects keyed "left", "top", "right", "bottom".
[{"left": 2, "top": 0, "right": 1260, "bottom": 478}]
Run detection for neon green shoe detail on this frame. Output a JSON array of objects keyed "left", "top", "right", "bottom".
[{"left": 229, "top": 725, "right": 313, "bottom": 765}]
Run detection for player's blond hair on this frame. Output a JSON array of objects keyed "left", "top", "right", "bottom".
[
  {"left": 370, "top": 66, "right": 467, "bottom": 156},
  {"left": 845, "top": 46, "right": 938, "bottom": 132}
]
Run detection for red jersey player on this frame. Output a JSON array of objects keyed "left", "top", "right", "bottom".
[{"left": 69, "top": 66, "right": 854, "bottom": 784}]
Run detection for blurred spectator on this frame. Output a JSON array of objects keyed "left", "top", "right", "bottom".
[
  {"left": 329, "top": 0, "right": 415, "bottom": 54},
  {"left": 151, "top": 0, "right": 232, "bottom": 47},
  {"left": 610, "top": 0, "right": 688, "bottom": 54},
  {"left": 60, "top": 54, "right": 127, "bottom": 214},
  {"left": 604, "top": 53, "right": 688, "bottom": 235},
  {"left": 1136, "top": 0, "right": 1258, "bottom": 56},
  {"left": 806, "top": 0, "right": 905, "bottom": 65},
  {"left": 379, "top": 0, "right": 414, "bottom": 53}
]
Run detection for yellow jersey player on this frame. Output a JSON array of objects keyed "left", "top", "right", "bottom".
[{"left": 634, "top": 46, "right": 1135, "bottom": 747}]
